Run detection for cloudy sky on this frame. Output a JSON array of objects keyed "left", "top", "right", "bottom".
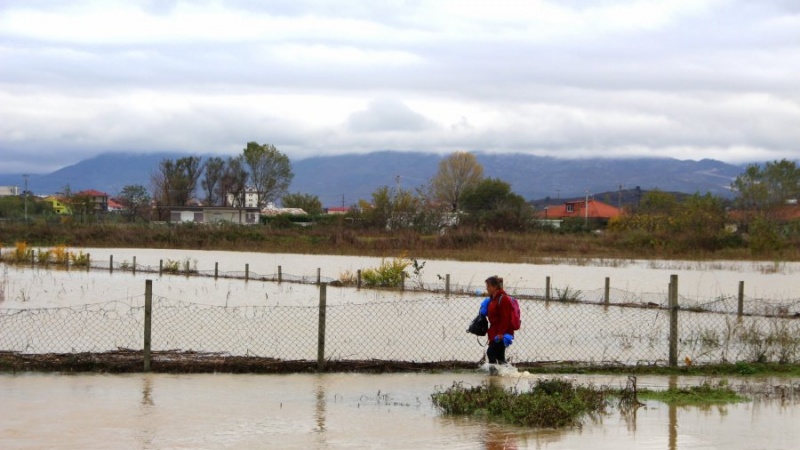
[{"left": 1, "top": 0, "right": 799, "bottom": 174}]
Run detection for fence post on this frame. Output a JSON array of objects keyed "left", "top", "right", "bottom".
[
  {"left": 214, "top": 262, "right": 218, "bottom": 280},
  {"left": 133, "top": 256, "right": 137, "bottom": 275},
  {"left": 604, "top": 277, "right": 610, "bottom": 304},
  {"left": 317, "top": 283, "right": 327, "bottom": 372},
  {"left": 669, "top": 274, "right": 679, "bottom": 367},
  {"left": 445, "top": 274, "right": 450, "bottom": 297},
  {"left": 245, "top": 263, "right": 249, "bottom": 282},
  {"left": 66, "top": 252, "right": 70, "bottom": 271},
  {"left": 317, "top": 268, "right": 321, "bottom": 285},
  {"left": 400, "top": 272, "right": 405, "bottom": 291},
  {"left": 87, "top": 253, "right": 91, "bottom": 272},
  {"left": 737, "top": 281, "right": 744, "bottom": 317},
  {"left": 144, "top": 279, "right": 152, "bottom": 372},
  {"left": 159, "top": 259, "right": 163, "bottom": 277},
  {"left": 110, "top": 255, "right": 113, "bottom": 274},
  {"left": 31, "top": 251, "right": 35, "bottom": 268},
  {"left": 357, "top": 269, "right": 361, "bottom": 289},
  {"left": 278, "top": 265, "right": 282, "bottom": 283},
  {"left": 545, "top": 276, "right": 551, "bottom": 301}
]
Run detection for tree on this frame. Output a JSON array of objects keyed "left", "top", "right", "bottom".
[
  {"left": 218, "top": 156, "right": 248, "bottom": 207},
  {"left": 460, "top": 178, "right": 529, "bottom": 231},
  {"left": 116, "top": 184, "right": 152, "bottom": 222},
  {"left": 731, "top": 159, "right": 800, "bottom": 213},
  {"left": 243, "top": 142, "right": 294, "bottom": 207},
  {"left": 151, "top": 156, "right": 203, "bottom": 207},
  {"left": 431, "top": 151, "right": 484, "bottom": 212},
  {"left": 201, "top": 157, "right": 225, "bottom": 206},
  {"left": 281, "top": 192, "right": 323, "bottom": 216}
]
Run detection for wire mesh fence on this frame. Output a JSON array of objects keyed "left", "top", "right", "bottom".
[{"left": 2, "top": 280, "right": 799, "bottom": 368}]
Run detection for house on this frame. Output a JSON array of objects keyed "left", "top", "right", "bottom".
[
  {"left": 226, "top": 186, "right": 260, "bottom": 208},
  {"left": 325, "top": 206, "right": 351, "bottom": 215},
  {"left": 261, "top": 202, "right": 307, "bottom": 216},
  {"left": 168, "top": 206, "right": 261, "bottom": 225},
  {"left": 539, "top": 198, "right": 622, "bottom": 224},
  {"left": 107, "top": 198, "right": 125, "bottom": 213},
  {"left": 0, "top": 186, "right": 20, "bottom": 197},
  {"left": 44, "top": 196, "right": 72, "bottom": 215},
  {"left": 75, "top": 189, "right": 109, "bottom": 213}
]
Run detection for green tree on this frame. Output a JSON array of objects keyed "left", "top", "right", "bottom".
[
  {"left": 116, "top": 184, "right": 152, "bottom": 222},
  {"left": 460, "top": 178, "right": 529, "bottom": 230},
  {"left": 431, "top": 151, "right": 484, "bottom": 212},
  {"left": 281, "top": 192, "right": 323, "bottom": 216},
  {"left": 731, "top": 159, "right": 800, "bottom": 213},
  {"left": 359, "top": 185, "right": 423, "bottom": 230},
  {"left": 201, "top": 157, "right": 225, "bottom": 206},
  {"left": 243, "top": 142, "right": 294, "bottom": 207}
]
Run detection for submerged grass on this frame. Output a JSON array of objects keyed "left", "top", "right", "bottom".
[
  {"left": 638, "top": 379, "right": 748, "bottom": 406},
  {"left": 431, "top": 378, "right": 610, "bottom": 428}
]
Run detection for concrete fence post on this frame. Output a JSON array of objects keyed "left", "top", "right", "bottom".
[
  {"left": 144, "top": 279, "right": 153, "bottom": 372},
  {"left": 214, "top": 262, "right": 218, "bottom": 280},
  {"left": 278, "top": 265, "right": 282, "bottom": 283},
  {"left": 668, "top": 274, "right": 679, "bottom": 367},
  {"left": 445, "top": 274, "right": 450, "bottom": 297},
  {"left": 133, "top": 256, "right": 137, "bottom": 275},
  {"left": 545, "top": 276, "right": 551, "bottom": 301},
  {"left": 738, "top": 281, "right": 745, "bottom": 317},
  {"left": 110, "top": 255, "right": 113, "bottom": 274},
  {"left": 159, "top": 259, "right": 163, "bottom": 277},
  {"left": 87, "top": 253, "right": 90, "bottom": 272},
  {"left": 317, "top": 283, "right": 327, "bottom": 372},
  {"left": 317, "top": 268, "right": 321, "bottom": 285},
  {"left": 604, "top": 277, "right": 610, "bottom": 304},
  {"left": 245, "top": 263, "right": 249, "bottom": 282},
  {"left": 357, "top": 269, "right": 361, "bottom": 289}
]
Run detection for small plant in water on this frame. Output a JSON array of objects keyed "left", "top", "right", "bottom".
[
  {"left": 52, "top": 245, "right": 69, "bottom": 265},
  {"left": 37, "top": 249, "right": 52, "bottom": 265},
  {"left": 362, "top": 255, "right": 410, "bottom": 287},
  {"left": 163, "top": 259, "right": 180, "bottom": 274},
  {"left": 554, "top": 285, "right": 583, "bottom": 302},
  {"left": 431, "top": 378, "right": 609, "bottom": 428},
  {"left": 70, "top": 251, "right": 90, "bottom": 267},
  {"left": 637, "top": 379, "right": 747, "bottom": 405}
]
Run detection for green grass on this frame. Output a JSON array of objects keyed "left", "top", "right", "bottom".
[{"left": 637, "top": 379, "right": 748, "bottom": 406}]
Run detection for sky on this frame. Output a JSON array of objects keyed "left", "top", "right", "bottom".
[{"left": 1, "top": 0, "right": 799, "bottom": 174}]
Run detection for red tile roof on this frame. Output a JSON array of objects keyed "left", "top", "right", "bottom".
[
  {"left": 541, "top": 199, "right": 622, "bottom": 220},
  {"left": 76, "top": 189, "right": 108, "bottom": 197}
]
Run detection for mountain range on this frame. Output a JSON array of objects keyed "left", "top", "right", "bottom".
[{"left": 0, "top": 151, "right": 747, "bottom": 206}]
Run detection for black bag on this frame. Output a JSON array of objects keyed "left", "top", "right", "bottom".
[{"left": 467, "top": 313, "right": 488, "bottom": 336}]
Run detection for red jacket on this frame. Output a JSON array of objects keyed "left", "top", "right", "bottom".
[{"left": 487, "top": 288, "right": 515, "bottom": 342}]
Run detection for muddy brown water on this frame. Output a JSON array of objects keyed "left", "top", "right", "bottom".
[{"left": 1, "top": 372, "right": 798, "bottom": 449}]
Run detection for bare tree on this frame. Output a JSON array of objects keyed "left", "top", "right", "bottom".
[
  {"left": 431, "top": 151, "right": 484, "bottom": 212},
  {"left": 218, "top": 156, "right": 248, "bottom": 207},
  {"left": 201, "top": 156, "right": 225, "bottom": 206}
]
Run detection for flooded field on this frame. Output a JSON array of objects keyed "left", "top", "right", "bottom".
[{"left": 1, "top": 371, "right": 798, "bottom": 450}]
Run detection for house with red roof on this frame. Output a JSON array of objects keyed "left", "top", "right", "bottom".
[
  {"left": 537, "top": 198, "right": 622, "bottom": 228},
  {"left": 75, "top": 189, "right": 109, "bottom": 213}
]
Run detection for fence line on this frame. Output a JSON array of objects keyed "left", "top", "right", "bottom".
[
  {"left": 2, "top": 277, "right": 799, "bottom": 371},
  {"left": 3, "top": 252, "right": 800, "bottom": 318}
]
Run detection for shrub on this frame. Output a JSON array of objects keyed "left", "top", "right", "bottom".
[{"left": 361, "top": 256, "right": 410, "bottom": 287}]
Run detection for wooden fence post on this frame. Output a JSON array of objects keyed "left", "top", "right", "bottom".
[
  {"left": 445, "top": 274, "right": 450, "bottom": 297},
  {"left": 669, "top": 274, "right": 679, "bottom": 367},
  {"left": 214, "top": 262, "right": 218, "bottom": 280},
  {"left": 87, "top": 253, "right": 90, "bottom": 272},
  {"left": 604, "top": 277, "right": 610, "bottom": 304},
  {"left": 357, "top": 269, "right": 361, "bottom": 289},
  {"left": 278, "top": 265, "right": 282, "bottom": 283},
  {"left": 317, "top": 283, "right": 327, "bottom": 372},
  {"left": 110, "top": 255, "right": 113, "bottom": 274},
  {"left": 144, "top": 279, "right": 152, "bottom": 372},
  {"left": 159, "top": 259, "right": 163, "bottom": 277},
  {"left": 245, "top": 263, "right": 249, "bottom": 282},
  {"left": 317, "top": 268, "right": 321, "bottom": 285}
]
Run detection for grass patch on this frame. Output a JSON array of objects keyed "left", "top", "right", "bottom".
[
  {"left": 431, "top": 378, "right": 609, "bottom": 428},
  {"left": 638, "top": 379, "right": 748, "bottom": 406}
]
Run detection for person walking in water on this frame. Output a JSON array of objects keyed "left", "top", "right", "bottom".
[{"left": 482, "top": 275, "right": 515, "bottom": 365}]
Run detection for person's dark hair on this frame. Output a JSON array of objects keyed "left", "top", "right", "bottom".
[{"left": 485, "top": 276, "right": 503, "bottom": 288}]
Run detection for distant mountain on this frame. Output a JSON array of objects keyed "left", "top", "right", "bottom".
[{"left": 0, "top": 151, "right": 747, "bottom": 205}]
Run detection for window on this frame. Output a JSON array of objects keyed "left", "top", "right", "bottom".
[{"left": 566, "top": 204, "right": 574, "bottom": 213}]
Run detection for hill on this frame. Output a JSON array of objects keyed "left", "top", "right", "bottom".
[{"left": 0, "top": 151, "right": 745, "bottom": 206}]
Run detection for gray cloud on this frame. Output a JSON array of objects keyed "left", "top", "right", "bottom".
[{"left": 0, "top": 0, "right": 798, "bottom": 175}]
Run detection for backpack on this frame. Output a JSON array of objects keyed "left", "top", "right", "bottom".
[{"left": 501, "top": 294, "right": 522, "bottom": 331}]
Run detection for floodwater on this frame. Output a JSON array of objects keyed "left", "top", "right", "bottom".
[
  {"left": 2, "top": 248, "right": 800, "bottom": 448},
  {"left": 1, "top": 371, "right": 798, "bottom": 450}
]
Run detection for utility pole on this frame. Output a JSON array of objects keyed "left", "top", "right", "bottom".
[
  {"left": 23, "top": 174, "right": 29, "bottom": 223},
  {"left": 584, "top": 190, "right": 589, "bottom": 227}
]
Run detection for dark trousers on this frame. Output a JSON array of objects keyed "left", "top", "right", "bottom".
[{"left": 487, "top": 340, "right": 506, "bottom": 364}]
